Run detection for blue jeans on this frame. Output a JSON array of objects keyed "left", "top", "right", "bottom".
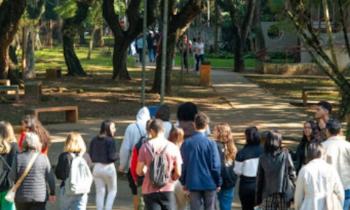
[
  {"left": 148, "top": 48, "right": 155, "bottom": 62},
  {"left": 344, "top": 189, "right": 350, "bottom": 210},
  {"left": 59, "top": 187, "right": 88, "bottom": 210},
  {"left": 217, "top": 187, "right": 234, "bottom": 210}
]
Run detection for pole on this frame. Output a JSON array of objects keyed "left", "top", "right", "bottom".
[
  {"left": 160, "top": 0, "right": 168, "bottom": 104},
  {"left": 141, "top": 0, "right": 147, "bottom": 106}
]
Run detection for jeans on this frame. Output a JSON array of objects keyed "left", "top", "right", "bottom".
[
  {"left": 0, "top": 191, "right": 15, "bottom": 210},
  {"left": 195, "top": 54, "right": 204, "bottom": 71},
  {"left": 93, "top": 163, "right": 117, "bottom": 210},
  {"left": 217, "top": 187, "right": 235, "bottom": 210},
  {"left": 344, "top": 189, "right": 350, "bottom": 210},
  {"left": 143, "top": 192, "right": 175, "bottom": 210},
  {"left": 189, "top": 190, "right": 216, "bottom": 210},
  {"left": 148, "top": 48, "right": 155, "bottom": 62},
  {"left": 59, "top": 187, "right": 88, "bottom": 210},
  {"left": 16, "top": 202, "right": 46, "bottom": 210}
]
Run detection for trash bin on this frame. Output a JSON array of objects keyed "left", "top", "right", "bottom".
[
  {"left": 200, "top": 64, "right": 211, "bottom": 86},
  {"left": 148, "top": 105, "right": 160, "bottom": 118}
]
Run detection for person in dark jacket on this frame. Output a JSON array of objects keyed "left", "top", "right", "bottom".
[
  {"left": 294, "top": 120, "right": 320, "bottom": 173},
  {"left": 13, "top": 132, "right": 56, "bottom": 210},
  {"left": 55, "top": 132, "right": 92, "bottom": 210},
  {"left": 180, "top": 112, "right": 222, "bottom": 210},
  {"left": 213, "top": 123, "right": 237, "bottom": 210},
  {"left": 0, "top": 121, "right": 18, "bottom": 210},
  {"left": 256, "top": 131, "right": 296, "bottom": 210},
  {"left": 89, "top": 120, "right": 118, "bottom": 210},
  {"left": 234, "top": 127, "right": 263, "bottom": 210}
]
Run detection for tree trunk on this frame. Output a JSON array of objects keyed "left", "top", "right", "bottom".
[
  {"left": 213, "top": 0, "right": 220, "bottom": 53},
  {"left": 24, "top": 31, "right": 36, "bottom": 79},
  {"left": 87, "top": 26, "right": 97, "bottom": 60},
  {"left": 47, "top": 20, "right": 53, "bottom": 48},
  {"left": 112, "top": 40, "right": 131, "bottom": 80},
  {"left": 62, "top": 1, "right": 90, "bottom": 76},
  {"left": 94, "top": 27, "right": 104, "bottom": 47}
]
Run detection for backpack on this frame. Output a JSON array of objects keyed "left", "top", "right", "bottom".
[
  {"left": 0, "top": 155, "right": 13, "bottom": 192},
  {"left": 130, "top": 124, "right": 148, "bottom": 186},
  {"left": 65, "top": 154, "right": 93, "bottom": 195},
  {"left": 145, "top": 143, "right": 170, "bottom": 188}
]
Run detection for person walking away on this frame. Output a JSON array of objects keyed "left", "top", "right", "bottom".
[
  {"left": 18, "top": 115, "right": 51, "bottom": 155},
  {"left": 294, "top": 120, "right": 321, "bottom": 173},
  {"left": 156, "top": 105, "right": 172, "bottom": 139},
  {"left": 234, "top": 126, "right": 263, "bottom": 210},
  {"left": 180, "top": 112, "right": 222, "bottom": 210},
  {"left": 119, "top": 107, "right": 151, "bottom": 210},
  {"left": 147, "top": 32, "right": 155, "bottom": 62},
  {"left": 136, "top": 119, "right": 182, "bottom": 210},
  {"left": 256, "top": 131, "right": 296, "bottom": 210},
  {"left": 0, "top": 122, "right": 18, "bottom": 210},
  {"left": 89, "top": 120, "right": 118, "bottom": 210},
  {"left": 55, "top": 132, "right": 92, "bottom": 210},
  {"left": 194, "top": 37, "right": 204, "bottom": 72},
  {"left": 294, "top": 142, "right": 344, "bottom": 210},
  {"left": 12, "top": 132, "right": 56, "bottom": 210},
  {"left": 178, "top": 35, "right": 192, "bottom": 71},
  {"left": 314, "top": 101, "right": 332, "bottom": 141},
  {"left": 213, "top": 123, "right": 237, "bottom": 210},
  {"left": 322, "top": 119, "right": 350, "bottom": 210},
  {"left": 136, "top": 36, "right": 145, "bottom": 63}
]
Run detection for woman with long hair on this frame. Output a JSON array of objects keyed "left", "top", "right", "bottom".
[
  {"left": 19, "top": 115, "right": 51, "bottom": 155},
  {"left": 89, "top": 120, "right": 118, "bottom": 210},
  {"left": 0, "top": 121, "right": 18, "bottom": 210},
  {"left": 213, "top": 123, "right": 237, "bottom": 210},
  {"left": 256, "top": 131, "right": 296, "bottom": 210}
]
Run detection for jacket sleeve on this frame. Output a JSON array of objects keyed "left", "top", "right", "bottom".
[
  {"left": 210, "top": 141, "right": 222, "bottom": 187},
  {"left": 55, "top": 153, "right": 70, "bottom": 180},
  {"left": 333, "top": 167, "right": 345, "bottom": 205},
  {"left": 294, "top": 169, "right": 305, "bottom": 210},
  {"left": 107, "top": 139, "right": 118, "bottom": 162},
  {"left": 255, "top": 158, "right": 264, "bottom": 205},
  {"left": 119, "top": 125, "right": 133, "bottom": 171},
  {"left": 45, "top": 156, "right": 56, "bottom": 196},
  {"left": 179, "top": 143, "right": 187, "bottom": 186},
  {"left": 234, "top": 152, "right": 243, "bottom": 176},
  {"left": 287, "top": 153, "right": 297, "bottom": 183}
]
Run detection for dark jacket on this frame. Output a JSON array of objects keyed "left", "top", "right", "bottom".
[
  {"left": 89, "top": 136, "right": 118, "bottom": 164},
  {"left": 0, "top": 143, "right": 18, "bottom": 192},
  {"left": 294, "top": 141, "right": 309, "bottom": 173},
  {"left": 55, "top": 152, "right": 92, "bottom": 187},
  {"left": 180, "top": 132, "right": 222, "bottom": 191},
  {"left": 13, "top": 151, "right": 55, "bottom": 203},
  {"left": 216, "top": 142, "right": 237, "bottom": 189},
  {"left": 256, "top": 150, "right": 296, "bottom": 205}
]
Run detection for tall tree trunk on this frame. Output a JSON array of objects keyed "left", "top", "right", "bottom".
[
  {"left": 87, "top": 26, "right": 98, "bottom": 60},
  {"left": 94, "top": 27, "right": 104, "bottom": 47},
  {"left": 233, "top": 23, "right": 244, "bottom": 72},
  {"left": 62, "top": 1, "right": 90, "bottom": 76},
  {"left": 24, "top": 31, "right": 36, "bottom": 79},
  {"left": 112, "top": 40, "right": 131, "bottom": 80}
]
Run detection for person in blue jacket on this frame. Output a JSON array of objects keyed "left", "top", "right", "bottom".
[{"left": 180, "top": 112, "right": 222, "bottom": 210}]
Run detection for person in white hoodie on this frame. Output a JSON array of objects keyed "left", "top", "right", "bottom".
[
  {"left": 118, "top": 107, "right": 151, "bottom": 210},
  {"left": 322, "top": 119, "right": 350, "bottom": 210}
]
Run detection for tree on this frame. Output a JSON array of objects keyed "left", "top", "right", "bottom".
[
  {"left": 0, "top": 0, "right": 26, "bottom": 80},
  {"left": 151, "top": 0, "right": 204, "bottom": 93},
  {"left": 86, "top": 0, "right": 103, "bottom": 60},
  {"left": 102, "top": 0, "right": 158, "bottom": 80},
  {"left": 217, "top": 0, "right": 257, "bottom": 72},
  {"left": 286, "top": 0, "right": 350, "bottom": 137}
]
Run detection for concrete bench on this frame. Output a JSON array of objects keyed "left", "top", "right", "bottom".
[
  {"left": 0, "top": 85, "right": 19, "bottom": 101},
  {"left": 301, "top": 86, "right": 338, "bottom": 106},
  {"left": 26, "top": 106, "right": 78, "bottom": 123}
]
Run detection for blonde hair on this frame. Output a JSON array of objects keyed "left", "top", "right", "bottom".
[
  {"left": 169, "top": 127, "right": 184, "bottom": 147},
  {"left": 0, "top": 121, "right": 16, "bottom": 154},
  {"left": 213, "top": 123, "right": 237, "bottom": 163},
  {"left": 64, "top": 132, "right": 86, "bottom": 154}
]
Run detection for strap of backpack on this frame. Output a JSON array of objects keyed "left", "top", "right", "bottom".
[
  {"left": 136, "top": 124, "right": 145, "bottom": 138},
  {"left": 12, "top": 152, "right": 39, "bottom": 192},
  {"left": 0, "top": 155, "right": 11, "bottom": 170}
]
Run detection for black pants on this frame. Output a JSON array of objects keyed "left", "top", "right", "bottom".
[
  {"left": 195, "top": 54, "right": 204, "bottom": 71},
  {"left": 16, "top": 202, "right": 46, "bottom": 210},
  {"left": 143, "top": 192, "right": 175, "bottom": 210},
  {"left": 239, "top": 179, "right": 256, "bottom": 210}
]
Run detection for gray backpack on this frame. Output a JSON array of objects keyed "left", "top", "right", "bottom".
[{"left": 145, "top": 143, "right": 169, "bottom": 188}]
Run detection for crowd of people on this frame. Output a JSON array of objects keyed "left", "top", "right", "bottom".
[{"left": 0, "top": 100, "right": 349, "bottom": 210}]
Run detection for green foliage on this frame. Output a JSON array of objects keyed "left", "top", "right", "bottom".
[
  {"left": 86, "top": 0, "right": 103, "bottom": 28},
  {"left": 26, "top": 0, "right": 45, "bottom": 19},
  {"left": 267, "top": 0, "right": 284, "bottom": 13},
  {"left": 55, "top": 0, "right": 78, "bottom": 19},
  {"left": 43, "top": 0, "right": 59, "bottom": 20}
]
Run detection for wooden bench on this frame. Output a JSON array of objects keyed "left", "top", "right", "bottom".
[
  {"left": 301, "top": 86, "right": 338, "bottom": 106},
  {"left": 0, "top": 85, "right": 19, "bottom": 101},
  {"left": 26, "top": 106, "right": 78, "bottom": 123},
  {"left": 0, "top": 79, "right": 10, "bottom": 86}
]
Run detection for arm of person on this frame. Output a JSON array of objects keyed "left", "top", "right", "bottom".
[
  {"left": 332, "top": 168, "right": 345, "bottom": 204},
  {"left": 294, "top": 169, "right": 306, "bottom": 210},
  {"left": 234, "top": 152, "right": 243, "bottom": 176},
  {"left": 45, "top": 156, "right": 56, "bottom": 197},
  {"left": 255, "top": 159, "right": 264, "bottom": 206},
  {"left": 179, "top": 143, "right": 187, "bottom": 186},
  {"left": 55, "top": 153, "right": 70, "bottom": 180},
  {"left": 210, "top": 141, "right": 222, "bottom": 188},
  {"left": 136, "top": 144, "right": 147, "bottom": 176},
  {"left": 172, "top": 146, "right": 182, "bottom": 180},
  {"left": 287, "top": 152, "right": 297, "bottom": 182},
  {"left": 107, "top": 139, "right": 118, "bottom": 162},
  {"left": 119, "top": 125, "right": 133, "bottom": 172}
]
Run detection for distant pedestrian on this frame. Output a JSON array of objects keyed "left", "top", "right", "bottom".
[
  {"left": 156, "top": 104, "right": 172, "bottom": 139},
  {"left": 213, "top": 123, "right": 237, "bottom": 210},
  {"left": 136, "top": 36, "right": 145, "bottom": 63},
  {"left": 314, "top": 101, "right": 332, "bottom": 141},
  {"left": 194, "top": 37, "right": 204, "bottom": 72},
  {"left": 180, "top": 112, "right": 222, "bottom": 210},
  {"left": 136, "top": 119, "right": 182, "bottom": 210},
  {"left": 89, "top": 120, "right": 118, "bottom": 210},
  {"left": 178, "top": 35, "right": 192, "bottom": 71},
  {"left": 147, "top": 32, "right": 155, "bottom": 62},
  {"left": 0, "top": 122, "right": 18, "bottom": 210},
  {"left": 234, "top": 126, "right": 263, "bottom": 210},
  {"left": 256, "top": 131, "right": 296, "bottom": 210}
]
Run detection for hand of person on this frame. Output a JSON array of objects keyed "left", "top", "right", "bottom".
[
  {"left": 216, "top": 187, "right": 221, "bottom": 192},
  {"left": 118, "top": 166, "right": 125, "bottom": 173},
  {"left": 318, "top": 118, "right": 326, "bottom": 129},
  {"left": 49, "top": 195, "right": 56, "bottom": 203}
]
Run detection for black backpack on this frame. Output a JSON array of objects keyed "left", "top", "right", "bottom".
[
  {"left": 135, "top": 124, "right": 148, "bottom": 186},
  {"left": 0, "top": 155, "right": 13, "bottom": 192}
]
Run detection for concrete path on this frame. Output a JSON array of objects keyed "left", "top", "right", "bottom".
[{"left": 45, "top": 69, "right": 308, "bottom": 209}]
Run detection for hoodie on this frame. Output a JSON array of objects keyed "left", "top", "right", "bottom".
[{"left": 119, "top": 107, "right": 151, "bottom": 171}]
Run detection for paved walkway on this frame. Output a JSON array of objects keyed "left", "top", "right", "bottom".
[{"left": 45, "top": 69, "right": 308, "bottom": 209}]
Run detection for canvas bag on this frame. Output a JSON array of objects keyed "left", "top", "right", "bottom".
[
  {"left": 65, "top": 153, "right": 93, "bottom": 195},
  {"left": 283, "top": 149, "right": 295, "bottom": 204},
  {"left": 145, "top": 143, "right": 169, "bottom": 188}
]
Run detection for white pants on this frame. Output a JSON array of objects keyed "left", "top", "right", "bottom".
[{"left": 93, "top": 163, "right": 117, "bottom": 210}]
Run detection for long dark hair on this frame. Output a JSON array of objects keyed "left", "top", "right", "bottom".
[
  {"left": 99, "top": 120, "right": 115, "bottom": 137},
  {"left": 301, "top": 120, "right": 320, "bottom": 144},
  {"left": 264, "top": 131, "right": 282, "bottom": 155},
  {"left": 245, "top": 126, "right": 260, "bottom": 145},
  {"left": 22, "top": 115, "right": 50, "bottom": 151}
]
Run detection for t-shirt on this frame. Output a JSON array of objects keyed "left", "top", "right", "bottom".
[
  {"left": 195, "top": 42, "right": 204, "bottom": 55},
  {"left": 138, "top": 137, "right": 182, "bottom": 194}
]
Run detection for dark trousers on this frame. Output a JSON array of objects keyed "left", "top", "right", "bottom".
[
  {"left": 182, "top": 52, "right": 188, "bottom": 69},
  {"left": 138, "top": 48, "right": 143, "bottom": 63},
  {"left": 143, "top": 192, "right": 175, "bottom": 210},
  {"left": 16, "top": 202, "right": 46, "bottom": 210},
  {"left": 239, "top": 180, "right": 256, "bottom": 210},
  {"left": 195, "top": 54, "right": 204, "bottom": 71},
  {"left": 189, "top": 190, "right": 216, "bottom": 210}
]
